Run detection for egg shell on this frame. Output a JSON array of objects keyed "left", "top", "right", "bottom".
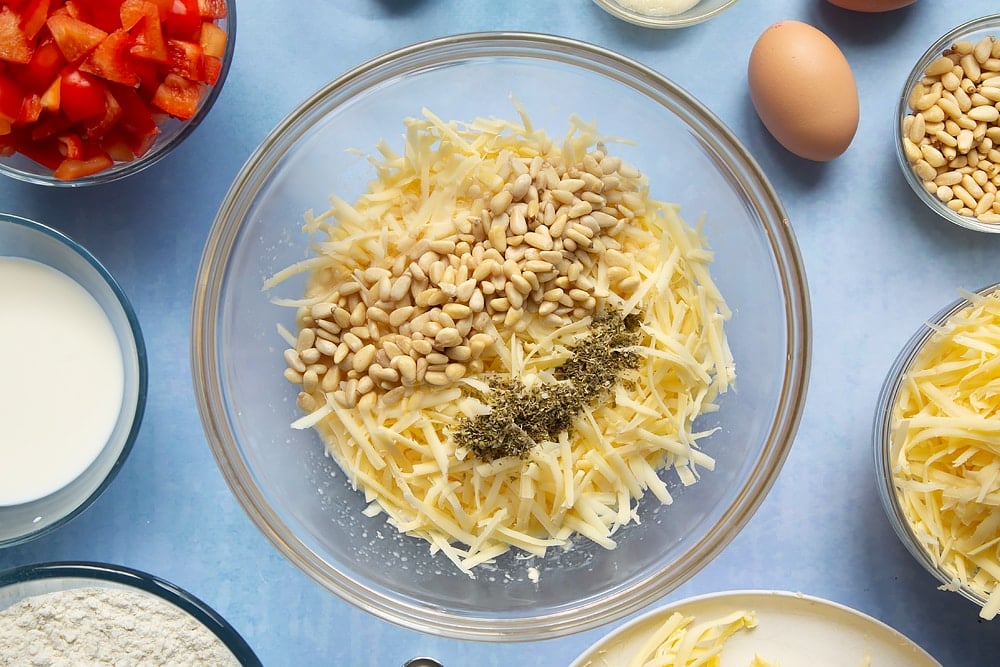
[
  {"left": 826, "top": 0, "right": 917, "bottom": 12},
  {"left": 748, "top": 21, "right": 859, "bottom": 162}
]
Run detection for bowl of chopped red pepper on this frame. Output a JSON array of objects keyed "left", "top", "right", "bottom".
[{"left": 0, "top": 0, "right": 234, "bottom": 186}]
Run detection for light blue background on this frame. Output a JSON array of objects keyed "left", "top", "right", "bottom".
[{"left": 2, "top": 1, "right": 1000, "bottom": 665}]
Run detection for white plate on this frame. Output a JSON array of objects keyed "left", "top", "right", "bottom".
[{"left": 570, "top": 590, "right": 940, "bottom": 667}]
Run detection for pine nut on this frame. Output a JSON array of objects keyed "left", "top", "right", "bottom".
[
  {"left": 434, "top": 327, "right": 463, "bottom": 348},
  {"left": 352, "top": 344, "right": 377, "bottom": 373}
]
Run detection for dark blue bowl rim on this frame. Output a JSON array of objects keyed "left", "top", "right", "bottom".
[{"left": 0, "top": 561, "right": 262, "bottom": 666}]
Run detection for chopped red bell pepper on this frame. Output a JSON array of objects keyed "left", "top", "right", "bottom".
[
  {"left": 11, "top": 39, "right": 66, "bottom": 93},
  {"left": 80, "top": 29, "right": 138, "bottom": 86},
  {"left": 151, "top": 72, "right": 198, "bottom": 119},
  {"left": 56, "top": 131, "right": 83, "bottom": 158},
  {"left": 198, "top": 20, "right": 225, "bottom": 58},
  {"left": 16, "top": 92, "right": 43, "bottom": 125},
  {"left": 81, "top": 86, "right": 122, "bottom": 137},
  {"left": 0, "top": 0, "right": 227, "bottom": 179},
  {"left": 121, "top": 0, "right": 167, "bottom": 62},
  {"left": 39, "top": 76, "right": 60, "bottom": 111},
  {"left": 47, "top": 13, "right": 107, "bottom": 62},
  {"left": 163, "top": 0, "right": 200, "bottom": 40},
  {"left": 0, "top": 7, "right": 35, "bottom": 64},
  {"left": 53, "top": 152, "right": 113, "bottom": 179},
  {"left": 19, "top": 0, "right": 52, "bottom": 41},
  {"left": 59, "top": 68, "right": 107, "bottom": 122},
  {"left": 165, "top": 37, "right": 202, "bottom": 80},
  {"left": 0, "top": 73, "right": 25, "bottom": 125},
  {"left": 201, "top": 54, "right": 220, "bottom": 85},
  {"left": 65, "top": 0, "right": 122, "bottom": 33},
  {"left": 11, "top": 129, "right": 62, "bottom": 167},
  {"left": 196, "top": 0, "right": 226, "bottom": 19}
]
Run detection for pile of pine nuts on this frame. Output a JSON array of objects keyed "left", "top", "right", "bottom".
[
  {"left": 902, "top": 34, "right": 1000, "bottom": 224},
  {"left": 284, "top": 145, "right": 645, "bottom": 411}
]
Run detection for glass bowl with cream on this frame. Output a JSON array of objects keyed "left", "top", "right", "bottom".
[
  {"left": 591, "top": 0, "right": 738, "bottom": 28},
  {"left": 193, "top": 32, "right": 809, "bottom": 640},
  {"left": 0, "top": 213, "right": 147, "bottom": 548},
  {"left": 874, "top": 282, "right": 1000, "bottom": 619}
]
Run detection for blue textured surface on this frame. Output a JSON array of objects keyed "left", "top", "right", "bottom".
[{"left": 2, "top": 1, "right": 999, "bottom": 665}]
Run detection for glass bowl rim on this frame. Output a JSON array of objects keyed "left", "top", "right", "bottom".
[
  {"left": 0, "top": 0, "right": 237, "bottom": 188},
  {"left": 590, "top": 0, "right": 739, "bottom": 29},
  {"left": 894, "top": 14, "right": 1000, "bottom": 234},
  {"left": 0, "top": 212, "right": 148, "bottom": 548},
  {"left": 192, "top": 30, "right": 811, "bottom": 641},
  {"left": 873, "top": 280, "right": 1000, "bottom": 610},
  {"left": 0, "top": 560, "right": 261, "bottom": 665}
]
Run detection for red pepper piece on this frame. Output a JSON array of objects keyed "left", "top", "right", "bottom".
[
  {"left": 196, "top": 0, "right": 226, "bottom": 19},
  {"left": 53, "top": 152, "right": 113, "bottom": 179},
  {"left": 150, "top": 71, "right": 199, "bottom": 119},
  {"left": 165, "top": 37, "right": 202, "bottom": 80},
  {"left": 122, "top": 0, "right": 168, "bottom": 63},
  {"left": 198, "top": 20, "right": 225, "bottom": 58},
  {"left": 163, "top": 0, "right": 200, "bottom": 40},
  {"left": 99, "top": 127, "right": 137, "bottom": 161},
  {"left": 0, "top": 7, "right": 35, "bottom": 64},
  {"left": 47, "top": 13, "right": 106, "bottom": 63},
  {"left": 56, "top": 131, "right": 83, "bottom": 158},
  {"left": 81, "top": 30, "right": 139, "bottom": 86},
  {"left": 11, "top": 39, "right": 66, "bottom": 93},
  {"left": 11, "top": 128, "right": 63, "bottom": 167},
  {"left": 200, "top": 54, "right": 220, "bottom": 85},
  {"left": 65, "top": 0, "right": 121, "bottom": 34},
  {"left": 59, "top": 67, "right": 107, "bottom": 121},
  {"left": 19, "top": 0, "right": 52, "bottom": 41},
  {"left": 81, "top": 86, "right": 122, "bottom": 138},
  {"left": 0, "top": 72, "right": 25, "bottom": 124},
  {"left": 111, "top": 83, "right": 157, "bottom": 137},
  {"left": 16, "top": 92, "right": 43, "bottom": 124}
]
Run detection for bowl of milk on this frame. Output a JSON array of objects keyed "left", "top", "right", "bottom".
[{"left": 0, "top": 213, "right": 146, "bottom": 548}]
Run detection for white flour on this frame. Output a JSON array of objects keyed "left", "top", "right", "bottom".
[
  {"left": 616, "top": 0, "right": 702, "bottom": 16},
  {"left": 0, "top": 586, "right": 242, "bottom": 666}
]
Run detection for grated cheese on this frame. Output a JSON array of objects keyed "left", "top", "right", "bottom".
[
  {"left": 890, "top": 288, "right": 1000, "bottom": 618},
  {"left": 272, "top": 108, "right": 735, "bottom": 574},
  {"left": 621, "top": 609, "right": 759, "bottom": 667}
]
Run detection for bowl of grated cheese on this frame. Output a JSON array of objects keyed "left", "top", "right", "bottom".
[
  {"left": 192, "top": 32, "right": 810, "bottom": 640},
  {"left": 875, "top": 282, "right": 1000, "bottom": 621}
]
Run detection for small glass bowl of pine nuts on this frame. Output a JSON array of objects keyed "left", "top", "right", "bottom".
[{"left": 897, "top": 15, "right": 1000, "bottom": 233}]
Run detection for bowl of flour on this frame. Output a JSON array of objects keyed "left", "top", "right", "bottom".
[
  {"left": 0, "top": 561, "right": 260, "bottom": 666},
  {"left": 591, "top": 0, "right": 739, "bottom": 27}
]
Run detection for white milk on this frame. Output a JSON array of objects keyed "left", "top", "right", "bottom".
[{"left": 0, "top": 256, "right": 125, "bottom": 505}]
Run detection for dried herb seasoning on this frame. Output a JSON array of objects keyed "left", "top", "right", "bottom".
[{"left": 454, "top": 306, "right": 642, "bottom": 461}]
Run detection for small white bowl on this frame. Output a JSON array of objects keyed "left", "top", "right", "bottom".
[
  {"left": 0, "top": 213, "right": 146, "bottom": 547},
  {"left": 592, "top": 0, "right": 738, "bottom": 28},
  {"left": 570, "top": 590, "right": 939, "bottom": 666}
]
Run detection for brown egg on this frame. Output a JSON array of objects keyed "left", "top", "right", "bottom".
[
  {"left": 826, "top": 0, "right": 917, "bottom": 12},
  {"left": 748, "top": 21, "right": 859, "bottom": 162}
]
